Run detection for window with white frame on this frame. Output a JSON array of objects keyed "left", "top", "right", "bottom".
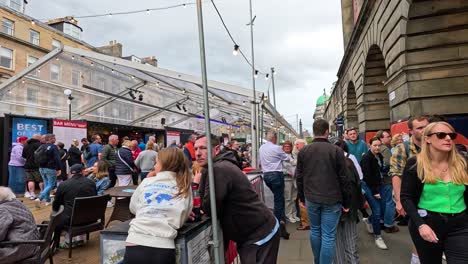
[
  {"left": 26, "top": 87, "right": 38, "bottom": 104},
  {"left": 98, "top": 77, "right": 105, "bottom": 90},
  {"left": 71, "top": 69, "right": 80, "bottom": 86},
  {"left": 27, "top": 55, "right": 38, "bottom": 76},
  {"left": 2, "top": 18, "right": 14, "bottom": 36},
  {"left": 50, "top": 64, "right": 60, "bottom": 81},
  {"left": 52, "top": 39, "right": 61, "bottom": 49},
  {"left": 29, "top": 29, "right": 39, "bottom": 45},
  {"left": 9, "top": 0, "right": 22, "bottom": 12},
  {"left": 63, "top": 23, "right": 81, "bottom": 40},
  {"left": 0, "top": 47, "right": 13, "bottom": 69}
]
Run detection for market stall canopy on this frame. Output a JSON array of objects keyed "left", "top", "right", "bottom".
[{"left": 0, "top": 46, "right": 297, "bottom": 137}]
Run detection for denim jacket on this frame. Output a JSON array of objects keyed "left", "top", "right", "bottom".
[{"left": 87, "top": 175, "right": 110, "bottom": 196}]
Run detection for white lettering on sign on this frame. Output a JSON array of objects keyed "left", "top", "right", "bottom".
[
  {"left": 389, "top": 91, "right": 396, "bottom": 101},
  {"left": 17, "top": 123, "right": 44, "bottom": 132}
]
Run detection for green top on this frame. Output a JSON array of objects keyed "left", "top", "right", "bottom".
[{"left": 419, "top": 179, "right": 466, "bottom": 213}]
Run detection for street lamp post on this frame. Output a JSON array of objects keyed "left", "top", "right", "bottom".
[{"left": 64, "top": 89, "right": 74, "bottom": 120}]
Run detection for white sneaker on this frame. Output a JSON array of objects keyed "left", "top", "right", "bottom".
[
  {"left": 29, "top": 194, "right": 36, "bottom": 200},
  {"left": 293, "top": 216, "right": 301, "bottom": 222},
  {"left": 375, "top": 236, "right": 388, "bottom": 250},
  {"left": 45, "top": 202, "right": 52, "bottom": 206},
  {"left": 363, "top": 218, "right": 374, "bottom": 234},
  {"left": 34, "top": 198, "right": 41, "bottom": 208},
  {"left": 24, "top": 192, "right": 31, "bottom": 198},
  {"left": 411, "top": 253, "right": 420, "bottom": 264},
  {"left": 286, "top": 216, "right": 297, "bottom": 223}
]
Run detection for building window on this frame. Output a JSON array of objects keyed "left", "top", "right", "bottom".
[
  {"left": 52, "top": 39, "right": 61, "bottom": 49},
  {"left": 27, "top": 55, "right": 38, "bottom": 76},
  {"left": 63, "top": 23, "right": 81, "bottom": 40},
  {"left": 9, "top": 0, "right": 22, "bottom": 12},
  {"left": 2, "top": 18, "right": 14, "bottom": 36},
  {"left": 29, "top": 29, "right": 39, "bottom": 45},
  {"left": 26, "top": 87, "right": 38, "bottom": 104},
  {"left": 50, "top": 64, "right": 60, "bottom": 81},
  {"left": 0, "top": 47, "right": 13, "bottom": 69},
  {"left": 71, "top": 70, "right": 80, "bottom": 86},
  {"left": 98, "top": 77, "right": 105, "bottom": 90}
]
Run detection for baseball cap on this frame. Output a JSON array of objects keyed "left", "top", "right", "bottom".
[
  {"left": 81, "top": 137, "right": 88, "bottom": 142},
  {"left": 17, "top": 136, "right": 28, "bottom": 142},
  {"left": 70, "top": 164, "right": 84, "bottom": 174}
]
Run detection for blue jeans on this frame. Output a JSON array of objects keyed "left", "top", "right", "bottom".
[
  {"left": 140, "top": 172, "right": 149, "bottom": 181},
  {"left": 8, "top": 165, "right": 25, "bottom": 194},
  {"left": 361, "top": 181, "right": 382, "bottom": 235},
  {"left": 263, "top": 171, "right": 286, "bottom": 222},
  {"left": 38, "top": 168, "right": 57, "bottom": 203},
  {"left": 306, "top": 201, "right": 342, "bottom": 264},
  {"left": 380, "top": 184, "right": 395, "bottom": 227}
]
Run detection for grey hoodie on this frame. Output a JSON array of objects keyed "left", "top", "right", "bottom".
[{"left": 8, "top": 143, "right": 25, "bottom": 167}]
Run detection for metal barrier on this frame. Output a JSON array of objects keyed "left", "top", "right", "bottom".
[{"left": 224, "top": 173, "right": 265, "bottom": 264}]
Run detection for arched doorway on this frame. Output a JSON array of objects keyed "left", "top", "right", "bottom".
[
  {"left": 358, "top": 45, "right": 390, "bottom": 132},
  {"left": 345, "top": 81, "right": 358, "bottom": 129}
]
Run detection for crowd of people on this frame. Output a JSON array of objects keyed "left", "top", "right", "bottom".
[{"left": 2, "top": 114, "right": 468, "bottom": 264}]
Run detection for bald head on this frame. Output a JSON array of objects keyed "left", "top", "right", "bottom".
[{"left": 32, "top": 134, "right": 41, "bottom": 140}]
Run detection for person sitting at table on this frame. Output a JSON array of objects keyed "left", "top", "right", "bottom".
[
  {"left": 87, "top": 160, "right": 111, "bottom": 196},
  {"left": 52, "top": 164, "right": 97, "bottom": 249},
  {"left": 0, "top": 187, "right": 40, "bottom": 263},
  {"left": 115, "top": 140, "right": 137, "bottom": 186},
  {"left": 124, "top": 147, "right": 193, "bottom": 264}
]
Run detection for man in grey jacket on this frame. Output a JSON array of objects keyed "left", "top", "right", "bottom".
[
  {"left": 0, "top": 187, "right": 39, "bottom": 263},
  {"left": 296, "top": 119, "right": 351, "bottom": 264}
]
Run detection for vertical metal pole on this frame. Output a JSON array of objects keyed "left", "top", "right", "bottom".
[
  {"left": 195, "top": 2, "right": 222, "bottom": 264},
  {"left": 299, "top": 119, "right": 303, "bottom": 138},
  {"left": 271, "top": 67, "right": 278, "bottom": 131},
  {"left": 249, "top": 0, "right": 258, "bottom": 168},
  {"left": 67, "top": 99, "right": 72, "bottom": 120},
  {"left": 260, "top": 102, "right": 264, "bottom": 145}
]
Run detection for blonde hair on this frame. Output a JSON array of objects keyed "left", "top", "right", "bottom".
[
  {"left": 122, "top": 140, "right": 132, "bottom": 148},
  {"left": 390, "top": 133, "right": 402, "bottom": 147},
  {"left": 158, "top": 147, "right": 191, "bottom": 198},
  {"left": 0, "top": 187, "right": 16, "bottom": 202},
  {"left": 417, "top": 122, "right": 468, "bottom": 184},
  {"left": 191, "top": 161, "right": 201, "bottom": 177},
  {"left": 94, "top": 160, "right": 109, "bottom": 180},
  {"left": 145, "top": 141, "right": 156, "bottom": 151}
]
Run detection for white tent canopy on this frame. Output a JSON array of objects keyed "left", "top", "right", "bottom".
[{"left": 0, "top": 46, "right": 297, "bottom": 137}]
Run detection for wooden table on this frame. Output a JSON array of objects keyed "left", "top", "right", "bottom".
[{"left": 104, "top": 186, "right": 137, "bottom": 227}]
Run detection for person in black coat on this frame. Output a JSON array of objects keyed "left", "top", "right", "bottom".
[
  {"left": 360, "top": 137, "right": 389, "bottom": 250},
  {"left": 67, "top": 139, "right": 82, "bottom": 167},
  {"left": 115, "top": 140, "right": 136, "bottom": 186},
  {"left": 57, "top": 142, "right": 68, "bottom": 182},
  {"left": 22, "top": 134, "right": 43, "bottom": 198}
]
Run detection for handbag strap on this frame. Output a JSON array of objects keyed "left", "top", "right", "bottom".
[{"left": 117, "top": 149, "right": 134, "bottom": 172}]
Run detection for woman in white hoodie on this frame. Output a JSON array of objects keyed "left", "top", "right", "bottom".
[{"left": 124, "top": 147, "right": 192, "bottom": 264}]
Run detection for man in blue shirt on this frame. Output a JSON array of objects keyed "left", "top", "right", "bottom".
[
  {"left": 259, "top": 130, "right": 290, "bottom": 239},
  {"left": 345, "top": 128, "right": 368, "bottom": 163},
  {"left": 86, "top": 134, "right": 103, "bottom": 168}
]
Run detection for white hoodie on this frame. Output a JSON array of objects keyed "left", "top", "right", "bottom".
[{"left": 126, "top": 171, "right": 192, "bottom": 249}]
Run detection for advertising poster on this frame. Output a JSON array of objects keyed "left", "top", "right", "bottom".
[
  {"left": 11, "top": 117, "right": 48, "bottom": 142},
  {"left": 53, "top": 119, "right": 87, "bottom": 147},
  {"left": 166, "top": 131, "right": 181, "bottom": 145}
]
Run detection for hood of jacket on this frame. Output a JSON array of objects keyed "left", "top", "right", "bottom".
[
  {"left": 214, "top": 150, "right": 238, "bottom": 166},
  {"left": 9, "top": 143, "right": 25, "bottom": 166}
]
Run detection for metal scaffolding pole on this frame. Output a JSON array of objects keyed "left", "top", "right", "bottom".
[
  {"left": 195, "top": 1, "right": 222, "bottom": 264},
  {"left": 248, "top": 0, "right": 258, "bottom": 168},
  {"left": 271, "top": 67, "right": 278, "bottom": 130}
]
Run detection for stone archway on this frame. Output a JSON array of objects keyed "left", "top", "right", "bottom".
[
  {"left": 357, "top": 44, "right": 390, "bottom": 132},
  {"left": 345, "top": 81, "right": 358, "bottom": 129}
]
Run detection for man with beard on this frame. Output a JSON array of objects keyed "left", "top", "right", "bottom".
[{"left": 194, "top": 135, "right": 279, "bottom": 263}]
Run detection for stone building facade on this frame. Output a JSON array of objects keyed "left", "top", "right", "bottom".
[{"left": 324, "top": 0, "right": 468, "bottom": 134}]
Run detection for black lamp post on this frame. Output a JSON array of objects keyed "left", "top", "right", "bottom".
[{"left": 64, "top": 89, "right": 74, "bottom": 120}]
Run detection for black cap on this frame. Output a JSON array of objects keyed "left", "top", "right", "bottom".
[
  {"left": 81, "top": 137, "right": 88, "bottom": 142},
  {"left": 70, "top": 164, "right": 84, "bottom": 174}
]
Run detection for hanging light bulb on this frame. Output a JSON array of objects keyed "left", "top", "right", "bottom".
[
  {"left": 37, "top": 68, "right": 41, "bottom": 73},
  {"left": 146, "top": 9, "right": 150, "bottom": 15},
  {"left": 265, "top": 73, "right": 269, "bottom": 80},
  {"left": 90, "top": 62, "right": 94, "bottom": 66},
  {"left": 31, "top": 20, "right": 35, "bottom": 25},
  {"left": 233, "top": 44, "right": 239, "bottom": 56},
  {"left": 71, "top": 55, "right": 75, "bottom": 60},
  {"left": 254, "top": 70, "right": 259, "bottom": 78},
  {"left": 156, "top": 82, "right": 160, "bottom": 87},
  {"left": 8, "top": 89, "right": 11, "bottom": 94},
  {"left": 242, "top": 100, "right": 246, "bottom": 106},
  {"left": 108, "top": 13, "right": 113, "bottom": 18},
  {"left": 182, "top": 3, "right": 187, "bottom": 8},
  {"left": 131, "top": 75, "right": 135, "bottom": 79},
  {"left": 182, "top": 89, "right": 187, "bottom": 94}
]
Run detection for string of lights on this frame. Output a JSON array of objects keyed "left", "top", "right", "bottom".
[
  {"left": 209, "top": 0, "right": 271, "bottom": 79},
  {"left": 37, "top": 1, "right": 201, "bottom": 21}
]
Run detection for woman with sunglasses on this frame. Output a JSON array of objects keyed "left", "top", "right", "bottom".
[{"left": 401, "top": 122, "right": 468, "bottom": 263}]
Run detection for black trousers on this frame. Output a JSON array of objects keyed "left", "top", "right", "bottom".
[
  {"left": 123, "top": 245, "right": 175, "bottom": 264},
  {"left": 108, "top": 166, "right": 117, "bottom": 188},
  {"left": 237, "top": 230, "right": 280, "bottom": 264},
  {"left": 409, "top": 211, "right": 468, "bottom": 264}
]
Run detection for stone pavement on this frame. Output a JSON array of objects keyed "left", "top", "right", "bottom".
[{"left": 278, "top": 222, "right": 416, "bottom": 264}]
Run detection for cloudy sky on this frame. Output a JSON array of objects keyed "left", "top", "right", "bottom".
[{"left": 27, "top": 0, "right": 344, "bottom": 132}]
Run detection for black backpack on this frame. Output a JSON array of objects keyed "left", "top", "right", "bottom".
[{"left": 34, "top": 144, "right": 48, "bottom": 165}]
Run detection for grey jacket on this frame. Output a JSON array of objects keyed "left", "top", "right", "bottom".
[
  {"left": 135, "top": 150, "right": 158, "bottom": 172},
  {"left": 0, "top": 199, "right": 39, "bottom": 263}
]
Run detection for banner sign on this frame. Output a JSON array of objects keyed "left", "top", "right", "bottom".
[
  {"left": 12, "top": 117, "right": 47, "bottom": 142},
  {"left": 53, "top": 119, "right": 87, "bottom": 147},
  {"left": 166, "top": 131, "right": 181, "bottom": 145}
]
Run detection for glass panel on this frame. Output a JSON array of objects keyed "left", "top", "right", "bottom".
[
  {"left": 0, "top": 47, "right": 12, "bottom": 68},
  {"left": 52, "top": 39, "right": 61, "bottom": 49},
  {"left": 71, "top": 70, "right": 80, "bottom": 86},
  {"left": 27, "top": 55, "right": 38, "bottom": 76},
  {"left": 26, "top": 87, "right": 38, "bottom": 104},
  {"left": 2, "top": 18, "right": 14, "bottom": 36}
]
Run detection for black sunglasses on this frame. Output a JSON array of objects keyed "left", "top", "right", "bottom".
[{"left": 427, "top": 132, "right": 457, "bottom": 140}]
